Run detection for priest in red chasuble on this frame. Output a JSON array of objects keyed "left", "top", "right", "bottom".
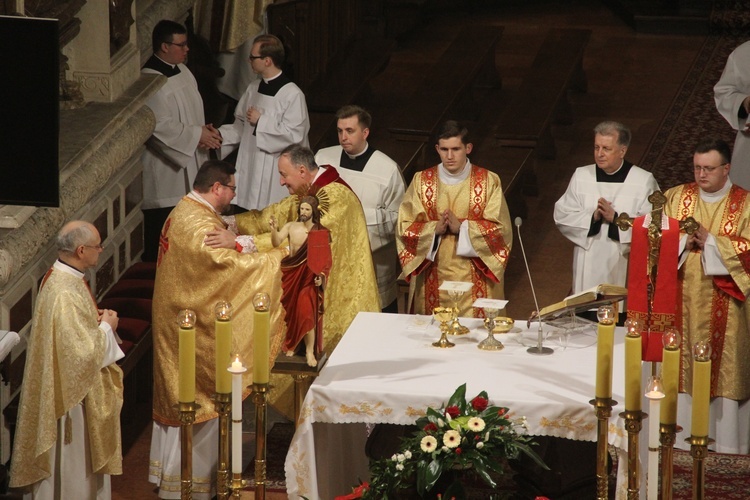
[
  {"left": 397, "top": 121, "right": 512, "bottom": 316},
  {"left": 663, "top": 138, "right": 750, "bottom": 454}
]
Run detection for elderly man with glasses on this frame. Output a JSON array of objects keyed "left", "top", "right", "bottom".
[{"left": 663, "top": 137, "right": 750, "bottom": 456}]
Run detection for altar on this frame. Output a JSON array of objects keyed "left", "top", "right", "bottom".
[{"left": 284, "top": 312, "right": 629, "bottom": 499}]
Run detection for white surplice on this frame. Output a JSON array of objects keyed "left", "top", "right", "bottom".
[
  {"left": 714, "top": 40, "right": 750, "bottom": 191},
  {"left": 141, "top": 64, "right": 208, "bottom": 209},
  {"left": 315, "top": 145, "right": 405, "bottom": 307},
  {"left": 554, "top": 164, "right": 659, "bottom": 297},
  {"left": 219, "top": 74, "right": 310, "bottom": 210}
]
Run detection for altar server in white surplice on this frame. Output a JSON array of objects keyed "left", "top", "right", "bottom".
[
  {"left": 218, "top": 34, "right": 310, "bottom": 210},
  {"left": 141, "top": 20, "right": 222, "bottom": 262},
  {"left": 714, "top": 40, "right": 750, "bottom": 191},
  {"left": 554, "top": 121, "right": 659, "bottom": 315},
  {"left": 10, "top": 221, "right": 124, "bottom": 499},
  {"left": 315, "top": 105, "right": 405, "bottom": 311}
]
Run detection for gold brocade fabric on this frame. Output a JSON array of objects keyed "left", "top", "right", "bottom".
[
  {"left": 10, "top": 271, "right": 123, "bottom": 488},
  {"left": 664, "top": 183, "right": 750, "bottom": 400},
  {"left": 236, "top": 182, "right": 380, "bottom": 417},
  {"left": 194, "top": 0, "right": 272, "bottom": 53},
  {"left": 152, "top": 197, "right": 286, "bottom": 425},
  {"left": 397, "top": 165, "right": 512, "bottom": 316}
]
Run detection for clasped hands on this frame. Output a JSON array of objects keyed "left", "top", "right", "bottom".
[
  {"left": 97, "top": 308, "right": 119, "bottom": 330},
  {"left": 686, "top": 224, "right": 709, "bottom": 251},
  {"left": 593, "top": 197, "right": 616, "bottom": 223},
  {"left": 435, "top": 209, "right": 461, "bottom": 235},
  {"left": 199, "top": 124, "right": 222, "bottom": 150}
]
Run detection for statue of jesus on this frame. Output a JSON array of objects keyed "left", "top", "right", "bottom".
[{"left": 270, "top": 196, "right": 328, "bottom": 366}]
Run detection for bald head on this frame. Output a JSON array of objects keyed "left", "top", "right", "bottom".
[{"left": 57, "top": 221, "right": 102, "bottom": 270}]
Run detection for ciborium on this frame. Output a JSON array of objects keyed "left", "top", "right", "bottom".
[
  {"left": 478, "top": 307, "right": 505, "bottom": 351},
  {"left": 432, "top": 307, "right": 455, "bottom": 348}
]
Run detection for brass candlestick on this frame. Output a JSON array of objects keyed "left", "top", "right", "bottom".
[
  {"left": 178, "top": 401, "right": 200, "bottom": 500},
  {"left": 251, "top": 382, "right": 270, "bottom": 500},
  {"left": 659, "top": 423, "right": 681, "bottom": 500},
  {"left": 214, "top": 392, "right": 232, "bottom": 499},
  {"left": 590, "top": 397, "right": 616, "bottom": 500},
  {"left": 619, "top": 409, "right": 645, "bottom": 500},
  {"left": 686, "top": 435, "right": 713, "bottom": 500}
]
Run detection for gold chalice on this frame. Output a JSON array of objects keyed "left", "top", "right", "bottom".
[
  {"left": 484, "top": 316, "right": 514, "bottom": 334},
  {"left": 448, "top": 289, "right": 470, "bottom": 335},
  {"left": 432, "top": 307, "right": 456, "bottom": 348},
  {"left": 478, "top": 308, "right": 504, "bottom": 350}
]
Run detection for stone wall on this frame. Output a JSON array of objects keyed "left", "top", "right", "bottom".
[{"left": 0, "top": 0, "right": 195, "bottom": 466}]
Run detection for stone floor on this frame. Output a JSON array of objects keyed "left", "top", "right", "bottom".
[{"left": 4, "top": 1, "right": 710, "bottom": 498}]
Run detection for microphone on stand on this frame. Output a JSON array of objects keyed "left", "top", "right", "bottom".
[{"left": 514, "top": 217, "right": 553, "bottom": 355}]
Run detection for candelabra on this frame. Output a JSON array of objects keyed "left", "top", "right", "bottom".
[
  {"left": 178, "top": 401, "right": 199, "bottom": 499},
  {"left": 590, "top": 396, "right": 616, "bottom": 500},
  {"left": 251, "top": 383, "right": 270, "bottom": 499},
  {"left": 659, "top": 423, "right": 680, "bottom": 500},
  {"left": 620, "top": 409, "right": 645, "bottom": 500},
  {"left": 214, "top": 393, "right": 231, "bottom": 499},
  {"left": 687, "top": 435, "right": 712, "bottom": 500}
]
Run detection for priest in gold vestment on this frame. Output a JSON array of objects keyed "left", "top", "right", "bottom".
[
  {"left": 397, "top": 121, "right": 512, "bottom": 316},
  {"left": 149, "top": 160, "right": 286, "bottom": 499},
  {"left": 10, "top": 221, "right": 124, "bottom": 499},
  {"left": 228, "top": 145, "right": 380, "bottom": 417},
  {"left": 663, "top": 138, "right": 750, "bottom": 454}
]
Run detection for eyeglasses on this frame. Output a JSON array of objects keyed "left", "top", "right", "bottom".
[
  {"left": 166, "top": 41, "right": 189, "bottom": 48},
  {"left": 82, "top": 243, "right": 104, "bottom": 250},
  {"left": 221, "top": 183, "right": 237, "bottom": 192},
  {"left": 248, "top": 54, "right": 265, "bottom": 61},
  {"left": 693, "top": 163, "right": 727, "bottom": 174}
]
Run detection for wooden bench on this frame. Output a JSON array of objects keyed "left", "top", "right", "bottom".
[
  {"left": 99, "top": 261, "right": 156, "bottom": 451},
  {"left": 306, "top": 36, "right": 396, "bottom": 113},
  {"left": 494, "top": 28, "right": 591, "bottom": 159},
  {"left": 387, "top": 24, "right": 503, "bottom": 142}
]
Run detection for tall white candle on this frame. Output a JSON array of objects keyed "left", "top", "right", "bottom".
[
  {"left": 228, "top": 356, "right": 246, "bottom": 474},
  {"left": 645, "top": 377, "right": 664, "bottom": 500}
]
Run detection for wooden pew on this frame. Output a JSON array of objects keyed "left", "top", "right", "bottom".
[
  {"left": 387, "top": 24, "right": 503, "bottom": 143},
  {"left": 493, "top": 28, "right": 591, "bottom": 159},
  {"left": 306, "top": 36, "right": 396, "bottom": 113}
]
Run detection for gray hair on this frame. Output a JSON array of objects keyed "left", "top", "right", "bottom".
[
  {"left": 56, "top": 222, "right": 95, "bottom": 254},
  {"left": 280, "top": 144, "right": 317, "bottom": 172},
  {"left": 594, "top": 121, "right": 631, "bottom": 147}
]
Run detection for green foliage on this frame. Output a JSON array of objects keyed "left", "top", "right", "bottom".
[{"left": 361, "top": 384, "right": 548, "bottom": 499}]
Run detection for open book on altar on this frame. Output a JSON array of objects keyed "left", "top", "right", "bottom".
[{"left": 536, "top": 284, "right": 628, "bottom": 321}]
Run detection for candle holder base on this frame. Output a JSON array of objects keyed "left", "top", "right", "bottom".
[
  {"left": 619, "top": 409, "right": 645, "bottom": 500},
  {"left": 214, "top": 393, "right": 232, "bottom": 500},
  {"left": 230, "top": 473, "right": 247, "bottom": 498},
  {"left": 685, "top": 435, "right": 714, "bottom": 500},
  {"left": 252, "top": 383, "right": 270, "bottom": 500},
  {"left": 590, "top": 397, "right": 617, "bottom": 500},
  {"left": 659, "top": 423, "right": 682, "bottom": 500},
  {"left": 175, "top": 402, "right": 201, "bottom": 500}
]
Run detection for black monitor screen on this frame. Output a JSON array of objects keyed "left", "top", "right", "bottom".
[{"left": 0, "top": 15, "right": 59, "bottom": 207}]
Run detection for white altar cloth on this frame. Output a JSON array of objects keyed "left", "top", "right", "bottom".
[{"left": 284, "top": 312, "right": 630, "bottom": 499}]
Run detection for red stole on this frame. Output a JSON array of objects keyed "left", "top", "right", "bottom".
[
  {"left": 314, "top": 165, "right": 353, "bottom": 191},
  {"left": 627, "top": 215, "right": 679, "bottom": 362}
]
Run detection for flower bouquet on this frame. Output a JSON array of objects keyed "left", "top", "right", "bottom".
[{"left": 356, "top": 383, "right": 548, "bottom": 499}]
